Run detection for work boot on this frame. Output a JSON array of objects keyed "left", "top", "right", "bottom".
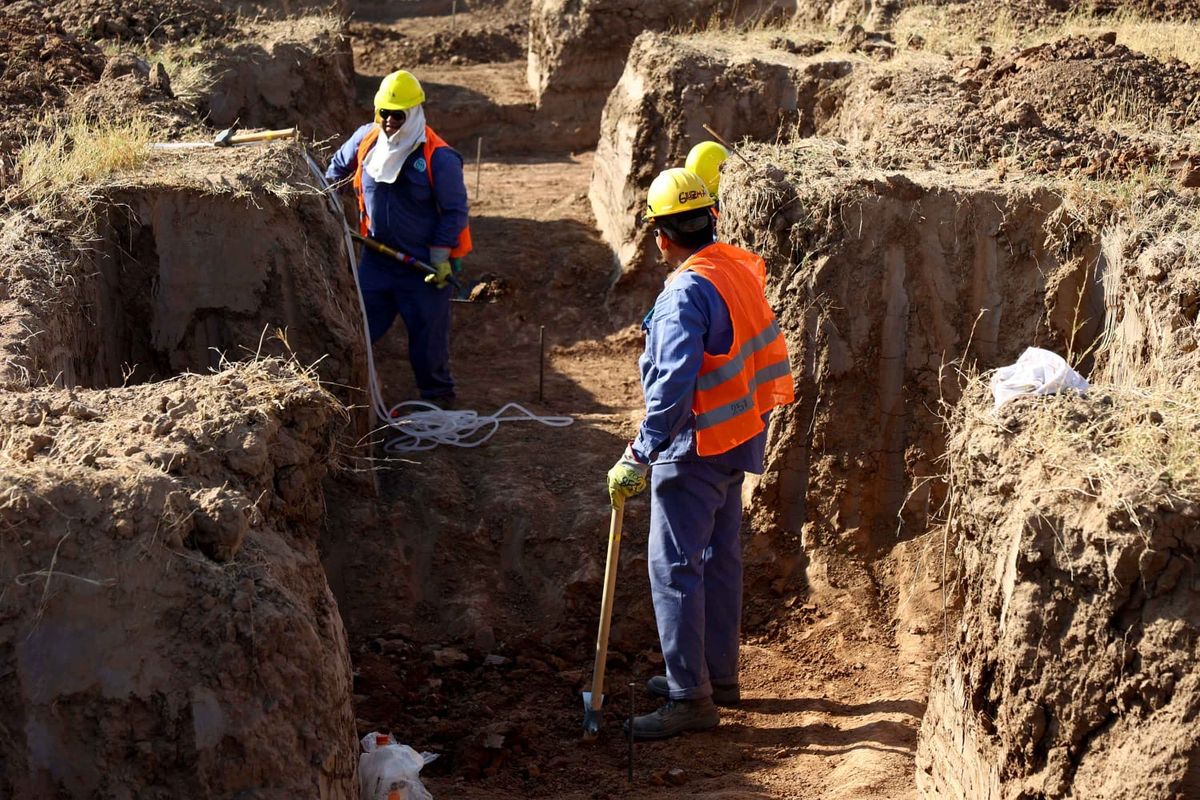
[
  {"left": 646, "top": 675, "right": 741, "bottom": 707},
  {"left": 623, "top": 698, "right": 719, "bottom": 740}
]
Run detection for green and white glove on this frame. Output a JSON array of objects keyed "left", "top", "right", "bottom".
[
  {"left": 607, "top": 444, "right": 649, "bottom": 511},
  {"left": 426, "top": 246, "right": 452, "bottom": 289}
]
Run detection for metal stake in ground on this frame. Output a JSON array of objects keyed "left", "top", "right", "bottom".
[
  {"left": 538, "top": 325, "right": 545, "bottom": 402},
  {"left": 582, "top": 505, "right": 625, "bottom": 740},
  {"left": 628, "top": 682, "right": 635, "bottom": 782},
  {"left": 475, "top": 137, "right": 483, "bottom": 201}
]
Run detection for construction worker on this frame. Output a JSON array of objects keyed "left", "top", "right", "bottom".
[
  {"left": 607, "top": 168, "right": 794, "bottom": 740},
  {"left": 685, "top": 141, "right": 729, "bottom": 210},
  {"left": 326, "top": 70, "right": 471, "bottom": 407}
]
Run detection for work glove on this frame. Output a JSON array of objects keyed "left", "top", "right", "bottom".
[
  {"left": 426, "top": 246, "right": 452, "bottom": 289},
  {"left": 607, "top": 443, "right": 649, "bottom": 511}
]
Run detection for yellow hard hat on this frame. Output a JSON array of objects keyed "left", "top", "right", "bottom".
[
  {"left": 643, "top": 168, "right": 715, "bottom": 222},
  {"left": 685, "top": 141, "right": 729, "bottom": 196},
  {"left": 374, "top": 70, "right": 425, "bottom": 112}
]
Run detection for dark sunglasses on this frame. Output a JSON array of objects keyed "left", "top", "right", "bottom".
[{"left": 378, "top": 108, "right": 407, "bottom": 122}]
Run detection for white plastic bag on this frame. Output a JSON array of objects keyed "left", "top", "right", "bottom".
[
  {"left": 990, "top": 347, "right": 1088, "bottom": 410},
  {"left": 359, "top": 732, "right": 439, "bottom": 800}
]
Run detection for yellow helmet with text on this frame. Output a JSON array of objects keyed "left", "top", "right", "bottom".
[{"left": 643, "top": 168, "right": 715, "bottom": 222}]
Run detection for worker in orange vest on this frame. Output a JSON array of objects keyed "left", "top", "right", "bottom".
[
  {"left": 607, "top": 168, "right": 794, "bottom": 740},
  {"left": 326, "top": 70, "right": 471, "bottom": 407}
]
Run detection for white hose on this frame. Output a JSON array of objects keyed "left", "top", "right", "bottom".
[{"left": 301, "top": 151, "right": 573, "bottom": 453}]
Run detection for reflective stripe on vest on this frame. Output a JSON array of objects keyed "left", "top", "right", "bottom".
[
  {"left": 352, "top": 124, "right": 473, "bottom": 258},
  {"left": 669, "top": 242, "right": 794, "bottom": 456}
]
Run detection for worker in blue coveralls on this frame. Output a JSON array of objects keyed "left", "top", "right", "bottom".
[
  {"left": 326, "top": 70, "right": 471, "bottom": 408},
  {"left": 607, "top": 168, "right": 794, "bottom": 740}
]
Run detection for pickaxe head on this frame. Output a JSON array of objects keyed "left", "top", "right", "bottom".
[{"left": 212, "top": 123, "right": 240, "bottom": 147}]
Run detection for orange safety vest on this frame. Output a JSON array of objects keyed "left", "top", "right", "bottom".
[
  {"left": 352, "top": 124, "right": 473, "bottom": 258},
  {"left": 669, "top": 243, "right": 794, "bottom": 456}
]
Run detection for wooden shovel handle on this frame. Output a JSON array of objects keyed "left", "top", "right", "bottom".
[{"left": 588, "top": 505, "right": 624, "bottom": 710}]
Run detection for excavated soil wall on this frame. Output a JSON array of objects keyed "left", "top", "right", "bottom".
[
  {"left": 199, "top": 17, "right": 357, "bottom": 144},
  {"left": 527, "top": 0, "right": 802, "bottom": 148},
  {"left": 720, "top": 152, "right": 1104, "bottom": 590},
  {"left": 591, "top": 31, "right": 853, "bottom": 302},
  {"left": 0, "top": 145, "right": 365, "bottom": 402},
  {"left": 0, "top": 361, "right": 358, "bottom": 798},
  {"left": 526, "top": 0, "right": 896, "bottom": 149},
  {"left": 917, "top": 380, "right": 1200, "bottom": 799}
]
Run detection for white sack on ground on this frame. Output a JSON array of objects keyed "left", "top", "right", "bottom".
[
  {"left": 990, "top": 347, "right": 1089, "bottom": 410},
  {"left": 359, "top": 732, "right": 438, "bottom": 800}
]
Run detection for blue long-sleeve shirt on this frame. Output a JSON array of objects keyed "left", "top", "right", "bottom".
[
  {"left": 632, "top": 249, "right": 769, "bottom": 474},
  {"left": 326, "top": 122, "right": 469, "bottom": 291}
]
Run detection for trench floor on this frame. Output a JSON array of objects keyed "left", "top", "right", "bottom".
[{"left": 322, "top": 9, "right": 939, "bottom": 798}]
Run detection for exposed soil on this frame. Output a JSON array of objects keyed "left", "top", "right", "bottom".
[
  {"left": 919, "top": 379, "right": 1200, "bottom": 798},
  {"left": 0, "top": 144, "right": 365, "bottom": 401},
  {"left": 0, "top": 361, "right": 357, "bottom": 798},
  {"left": 0, "top": 9, "right": 104, "bottom": 183},
  {"left": 875, "top": 34, "right": 1200, "bottom": 179},
  {"left": 2, "top": 0, "right": 1199, "bottom": 797},
  {"left": 3, "top": 0, "right": 234, "bottom": 42}
]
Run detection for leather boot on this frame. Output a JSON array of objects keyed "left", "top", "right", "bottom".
[
  {"left": 622, "top": 697, "right": 719, "bottom": 740},
  {"left": 646, "top": 675, "right": 741, "bottom": 706}
]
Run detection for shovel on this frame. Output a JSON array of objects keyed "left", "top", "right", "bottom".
[
  {"left": 582, "top": 504, "right": 625, "bottom": 741},
  {"left": 350, "top": 232, "right": 465, "bottom": 294}
]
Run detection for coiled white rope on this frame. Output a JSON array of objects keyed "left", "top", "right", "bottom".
[
  {"left": 301, "top": 151, "right": 573, "bottom": 454},
  {"left": 382, "top": 401, "right": 574, "bottom": 451}
]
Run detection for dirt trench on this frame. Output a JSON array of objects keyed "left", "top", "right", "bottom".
[
  {"left": 3, "top": 1, "right": 1198, "bottom": 797},
  {"left": 1, "top": 146, "right": 364, "bottom": 399},
  {"left": 336, "top": 6, "right": 1199, "bottom": 799},
  {"left": 330, "top": 7, "right": 946, "bottom": 799}
]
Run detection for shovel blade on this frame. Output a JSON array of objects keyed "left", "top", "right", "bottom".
[{"left": 581, "top": 691, "right": 605, "bottom": 740}]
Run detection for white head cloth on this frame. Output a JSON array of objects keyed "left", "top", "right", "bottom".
[{"left": 364, "top": 104, "right": 427, "bottom": 184}]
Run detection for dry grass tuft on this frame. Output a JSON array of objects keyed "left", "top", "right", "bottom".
[
  {"left": 949, "top": 375, "right": 1200, "bottom": 515},
  {"left": 17, "top": 113, "right": 153, "bottom": 205}
]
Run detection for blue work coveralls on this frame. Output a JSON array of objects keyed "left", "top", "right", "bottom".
[
  {"left": 326, "top": 123, "right": 469, "bottom": 400},
  {"left": 631, "top": 244, "right": 769, "bottom": 701}
]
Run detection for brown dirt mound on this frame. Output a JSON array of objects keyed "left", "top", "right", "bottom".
[
  {"left": 838, "top": 34, "right": 1200, "bottom": 181},
  {"left": 721, "top": 149, "right": 1104, "bottom": 577},
  {"left": 198, "top": 16, "right": 357, "bottom": 144},
  {"left": 1096, "top": 193, "right": 1200, "bottom": 381},
  {"left": 71, "top": 52, "right": 197, "bottom": 137},
  {"left": 973, "top": 35, "right": 1200, "bottom": 132},
  {"left": 918, "top": 378, "right": 1200, "bottom": 798},
  {"left": 4, "top": 0, "right": 233, "bottom": 41},
  {"left": 0, "top": 10, "right": 104, "bottom": 183},
  {"left": 1094, "top": 0, "right": 1200, "bottom": 19},
  {"left": 0, "top": 359, "right": 357, "bottom": 798},
  {"left": 350, "top": 18, "right": 526, "bottom": 66}
]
